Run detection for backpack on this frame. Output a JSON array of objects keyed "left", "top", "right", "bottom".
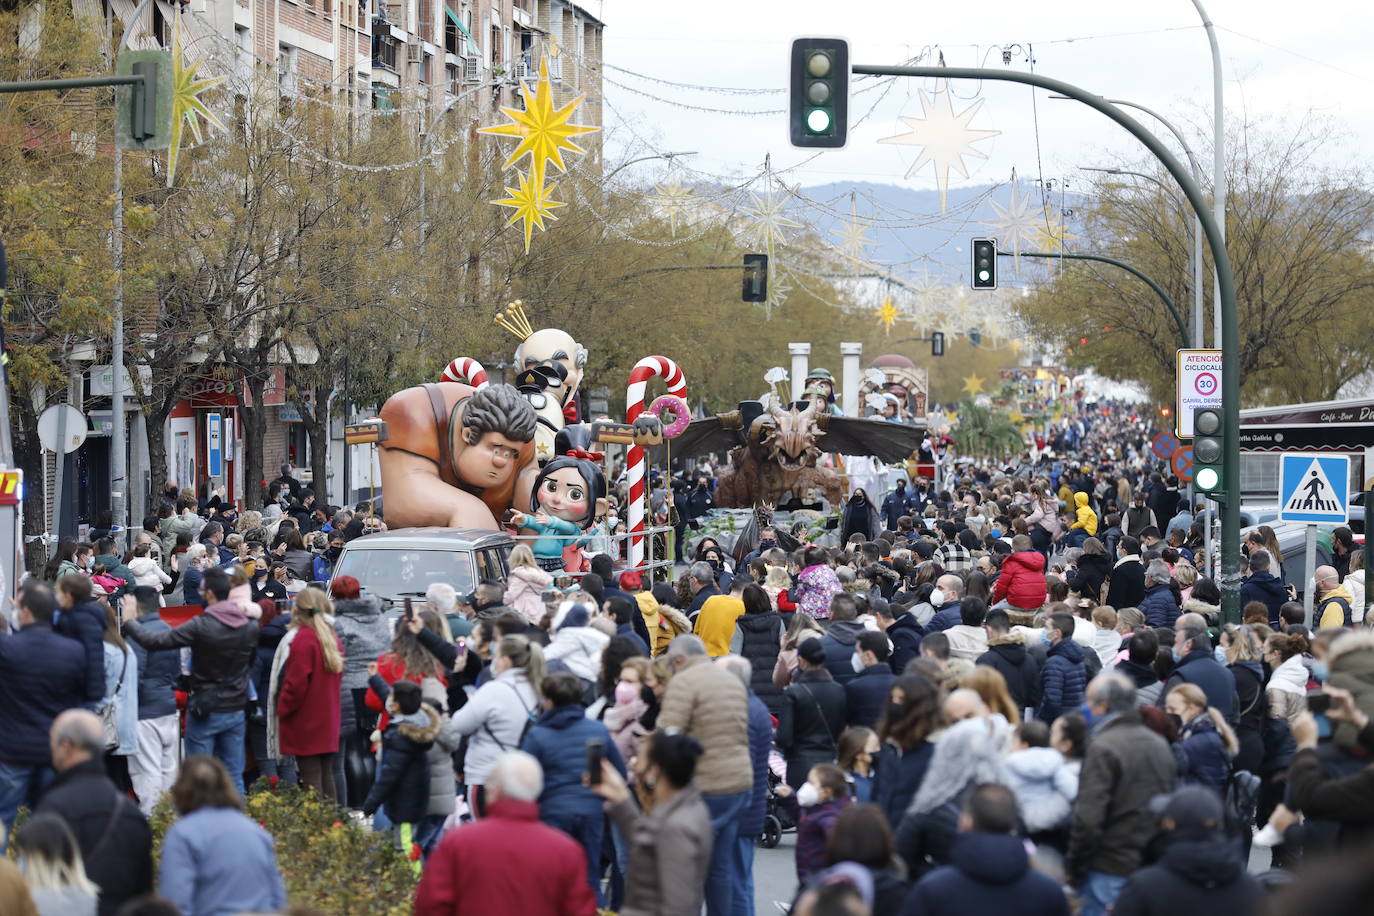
[
  {"left": 482, "top": 681, "right": 538, "bottom": 751},
  {"left": 1320, "top": 596, "right": 1353, "bottom": 628}
]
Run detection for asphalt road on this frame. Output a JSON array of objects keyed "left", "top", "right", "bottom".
[{"left": 753, "top": 832, "right": 799, "bottom": 914}]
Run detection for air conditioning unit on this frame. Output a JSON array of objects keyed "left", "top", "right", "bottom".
[
  {"left": 462, "top": 56, "right": 479, "bottom": 83},
  {"left": 407, "top": 41, "right": 423, "bottom": 64},
  {"left": 513, "top": 59, "right": 531, "bottom": 82}
]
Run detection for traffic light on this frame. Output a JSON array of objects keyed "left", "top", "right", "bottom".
[
  {"left": 1192, "top": 406, "right": 1224, "bottom": 494},
  {"left": 931, "top": 332, "right": 945, "bottom": 357},
  {"left": 971, "top": 238, "right": 997, "bottom": 289},
  {"left": 742, "top": 253, "right": 768, "bottom": 302},
  {"left": 968, "top": 330, "right": 982, "bottom": 347},
  {"left": 789, "top": 38, "right": 849, "bottom": 148},
  {"left": 116, "top": 50, "right": 174, "bottom": 151}
]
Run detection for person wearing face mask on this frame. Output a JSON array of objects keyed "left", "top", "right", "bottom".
[
  {"left": 882, "top": 481, "right": 914, "bottom": 531},
  {"left": 925, "top": 575, "right": 966, "bottom": 633},
  {"left": 1161, "top": 625, "right": 1236, "bottom": 721},
  {"left": 772, "top": 763, "right": 852, "bottom": 884},
  {"left": 841, "top": 489, "right": 881, "bottom": 545},
  {"left": 1164, "top": 684, "right": 1237, "bottom": 795},
  {"left": 778, "top": 638, "right": 847, "bottom": 789},
  {"left": 588, "top": 732, "right": 712, "bottom": 916},
  {"left": 845, "top": 630, "right": 897, "bottom": 728},
  {"left": 1037, "top": 612, "right": 1088, "bottom": 725}
]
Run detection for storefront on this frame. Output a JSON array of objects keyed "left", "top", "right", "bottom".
[
  {"left": 175, "top": 368, "right": 291, "bottom": 503},
  {"left": 1239, "top": 396, "right": 1374, "bottom": 499}
]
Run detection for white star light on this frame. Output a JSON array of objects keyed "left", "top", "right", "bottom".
[
  {"left": 741, "top": 188, "right": 802, "bottom": 251},
  {"left": 986, "top": 177, "right": 1040, "bottom": 270},
  {"left": 832, "top": 200, "right": 875, "bottom": 262},
  {"left": 652, "top": 179, "right": 695, "bottom": 237},
  {"left": 879, "top": 87, "right": 1001, "bottom": 213}
]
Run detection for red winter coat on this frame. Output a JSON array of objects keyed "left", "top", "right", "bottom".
[
  {"left": 414, "top": 798, "right": 597, "bottom": 916},
  {"left": 364, "top": 652, "right": 447, "bottom": 732},
  {"left": 276, "top": 625, "right": 344, "bottom": 756},
  {"left": 992, "top": 550, "right": 1048, "bottom": 611}
]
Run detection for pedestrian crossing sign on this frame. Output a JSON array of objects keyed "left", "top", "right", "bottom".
[{"left": 1278, "top": 453, "right": 1349, "bottom": 525}]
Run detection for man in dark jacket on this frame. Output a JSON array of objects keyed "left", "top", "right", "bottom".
[
  {"left": 717, "top": 655, "right": 776, "bottom": 913},
  {"left": 977, "top": 609, "right": 1040, "bottom": 712},
  {"left": 1239, "top": 549, "right": 1289, "bottom": 627},
  {"left": 1111, "top": 786, "right": 1262, "bottom": 916},
  {"left": 900, "top": 783, "right": 1069, "bottom": 916},
  {"left": 925, "top": 575, "right": 965, "bottom": 633},
  {"left": 845, "top": 630, "right": 896, "bottom": 728},
  {"left": 1038, "top": 612, "right": 1087, "bottom": 724},
  {"left": 685, "top": 561, "right": 721, "bottom": 622},
  {"left": 1163, "top": 625, "right": 1236, "bottom": 720},
  {"left": 1138, "top": 560, "right": 1180, "bottom": 628},
  {"left": 38, "top": 710, "right": 153, "bottom": 916},
  {"left": 777, "top": 639, "right": 847, "bottom": 788},
  {"left": 121, "top": 566, "right": 258, "bottom": 795},
  {"left": 819, "top": 594, "right": 867, "bottom": 685},
  {"left": 1123, "top": 492, "right": 1157, "bottom": 539},
  {"left": 1105, "top": 537, "right": 1146, "bottom": 612},
  {"left": 1069, "top": 672, "right": 1177, "bottom": 916},
  {"left": 124, "top": 587, "right": 181, "bottom": 816},
  {"left": 882, "top": 480, "right": 914, "bottom": 531},
  {"left": 0, "top": 582, "right": 88, "bottom": 851},
  {"left": 54, "top": 572, "right": 109, "bottom": 704},
  {"left": 877, "top": 599, "right": 923, "bottom": 674}
]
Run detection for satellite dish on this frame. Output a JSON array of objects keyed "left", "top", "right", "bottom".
[{"left": 38, "top": 404, "right": 88, "bottom": 454}]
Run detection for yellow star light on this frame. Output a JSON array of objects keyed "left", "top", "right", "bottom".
[
  {"left": 167, "top": 14, "right": 225, "bottom": 186},
  {"left": 1032, "top": 207, "right": 1079, "bottom": 253},
  {"left": 492, "top": 169, "right": 566, "bottom": 253},
  {"left": 876, "top": 297, "right": 899, "bottom": 336},
  {"left": 962, "top": 373, "right": 985, "bottom": 396},
  {"left": 478, "top": 56, "right": 600, "bottom": 177}
]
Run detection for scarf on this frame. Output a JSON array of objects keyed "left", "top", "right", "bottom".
[{"left": 265, "top": 627, "right": 301, "bottom": 762}]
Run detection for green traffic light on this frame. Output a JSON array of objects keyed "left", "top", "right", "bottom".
[
  {"left": 1196, "top": 467, "right": 1220, "bottom": 491},
  {"left": 806, "top": 108, "right": 832, "bottom": 133}
]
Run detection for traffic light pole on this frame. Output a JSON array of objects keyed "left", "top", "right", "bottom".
[
  {"left": 995, "top": 250, "right": 1189, "bottom": 349},
  {"left": 851, "top": 63, "right": 1241, "bottom": 621}
]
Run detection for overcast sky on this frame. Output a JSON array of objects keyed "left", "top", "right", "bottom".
[{"left": 592, "top": 0, "right": 1374, "bottom": 192}]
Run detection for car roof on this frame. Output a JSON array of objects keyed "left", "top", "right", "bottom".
[{"left": 339, "top": 527, "right": 514, "bottom": 550}]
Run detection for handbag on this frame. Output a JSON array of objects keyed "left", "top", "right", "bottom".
[{"left": 100, "top": 650, "right": 129, "bottom": 751}]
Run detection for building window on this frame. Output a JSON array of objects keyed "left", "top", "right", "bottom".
[
  {"left": 420, "top": 52, "right": 431, "bottom": 84},
  {"left": 278, "top": 44, "right": 298, "bottom": 95},
  {"left": 372, "top": 32, "right": 399, "bottom": 71}
]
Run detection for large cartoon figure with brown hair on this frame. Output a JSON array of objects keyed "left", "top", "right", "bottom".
[{"left": 377, "top": 382, "right": 541, "bottom": 529}]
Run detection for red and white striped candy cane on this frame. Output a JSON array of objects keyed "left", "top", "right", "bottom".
[
  {"left": 440, "top": 357, "right": 489, "bottom": 389},
  {"left": 626, "top": 356, "right": 688, "bottom": 571}
]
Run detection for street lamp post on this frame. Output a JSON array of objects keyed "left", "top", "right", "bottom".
[{"left": 1190, "top": 0, "right": 1227, "bottom": 350}]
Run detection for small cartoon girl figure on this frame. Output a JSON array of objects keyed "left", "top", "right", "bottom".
[{"left": 509, "top": 450, "right": 606, "bottom": 573}]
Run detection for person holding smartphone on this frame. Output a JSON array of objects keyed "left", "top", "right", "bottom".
[{"left": 519, "top": 671, "right": 625, "bottom": 907}]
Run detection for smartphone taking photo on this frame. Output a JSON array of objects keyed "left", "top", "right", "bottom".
[{"left": 585, "top": 738, "right": 604, "bottom": 786}]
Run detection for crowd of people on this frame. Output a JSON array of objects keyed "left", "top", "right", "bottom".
[{"left": 5, "top": 429, "right": 1374, "bottom": 916}]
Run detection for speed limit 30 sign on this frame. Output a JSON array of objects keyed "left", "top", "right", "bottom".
[{"left": 1176, "top": 349, "right": 1223, "bottom": 439}]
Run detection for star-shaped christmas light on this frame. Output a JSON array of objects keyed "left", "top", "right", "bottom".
[
  {"left": 986, "top": 176, "right": 1039, "bottom": 270},
  {"left": 876, "top": 297, "right": 899, "bottom": 336},
  {"left": 167, "top": 14, "right": 225, "bottom": 186},
  {"left": 833, "top": 200, "right": 875, "bottom": 262},
  {"left": 652, "top": 179, "right": 695, "bottom": 236},
  {"left": 1033, "top": 207, "right": 1079, "bottom": 253},
  {"left": 492, "top": 169, "right": 566, "bottom": 253},
  {"left": 879, "top": 86, "right": 1000, "bottom": 213},
  {"left": 741, "top": 187, "right": 802, "bottom": 251},
  {"left": 962, "top": 373, "right": 986, "bottom": 396},
  {"left": 478, "top": 56, "right": 599, "bottom": 177}
]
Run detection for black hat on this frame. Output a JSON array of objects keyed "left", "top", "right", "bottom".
[
  {"left": 799, "top": 637, "right": 826, "bottom": 666},
  {"left": 1149, "top": 785, "right": 1224, "bottom": 830}
]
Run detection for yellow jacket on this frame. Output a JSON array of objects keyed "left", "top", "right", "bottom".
[
  {"left": 1070, "top": 491, "right": 1098, "bottom": 535},
  {"left": 693, "top": 595, "right": 746, "bottom": 657}
]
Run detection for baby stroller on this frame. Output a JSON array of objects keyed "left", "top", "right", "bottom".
[{"left": 761, "top": 767, "right": 796, "bottom": 849}]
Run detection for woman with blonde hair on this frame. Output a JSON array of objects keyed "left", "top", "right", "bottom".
[
  {"left": 773, "top": 611, "right": 824, "bottom": 688},
  {"left": 271, "top": 587, "right": 344, "bottom": 797},
  {"left": 763, "top": 564, "right": 797, "bottom": 612},
  {"left": 13, "top": 814, "right": 100, "bottom": 916},
  {"left": 960, "top": 664, "right": 1021, "bottom": 725},
  {"left": 505, "top": 544, "right": 553, "bottom": 624},
  {"left": 451, "top": 633, "right": 544, "bottom": 815},
  {"left": 1165, "top": 683, "right": 1238, "bottom": 794}
]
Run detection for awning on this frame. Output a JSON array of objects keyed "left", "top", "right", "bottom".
[{"left": 445, "top": 6, "right": 479, "bottom": 55}]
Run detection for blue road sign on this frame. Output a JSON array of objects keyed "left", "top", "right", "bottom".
[
  {"left": 1278, "top": 452, "right": 1349, "bottom": 525},
  {"left": 207, "top": 412, "right": 223, "bottom": 479}
]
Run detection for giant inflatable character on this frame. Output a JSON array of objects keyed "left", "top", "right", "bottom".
[
  {"left": 377, "top": 382, "right": 541, "bottom": 529},
  {"left": 498, "top": 301, "right": 588, "bottom": 458}
]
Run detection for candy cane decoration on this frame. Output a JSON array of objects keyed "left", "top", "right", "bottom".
[
  {"left": 440, "top": 357, "right": 489, "bottom": 389},
  {"left": 626, "top": 356, "right": 688, "bottom": 571}
]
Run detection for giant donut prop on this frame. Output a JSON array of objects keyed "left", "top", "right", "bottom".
[
  {"left": 649, "top": 394, "right": 691, "bottom": 439},
  {"left": 626, "top": 357, "right": 688, "bottom": 570}
]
